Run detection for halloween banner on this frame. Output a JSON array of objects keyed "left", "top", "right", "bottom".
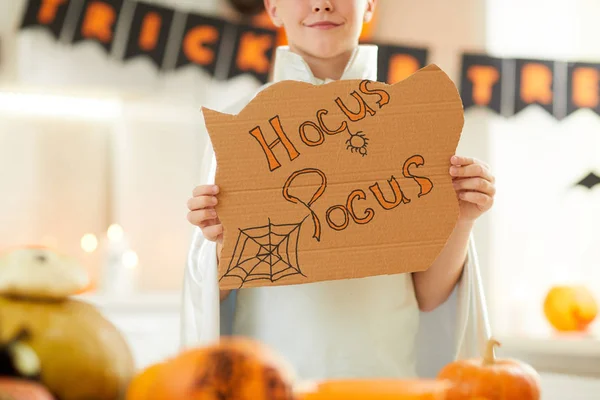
[
  {"left": 514, "top": 58, "right": 556, "bottom": 117},
  {"left": 460, "top": 53, "right": 503, "bottom": 114},
  {"left": 71, "top": 0, "right": 125, "bottom": 53},
  {"left": 377, "top": 44, "right": 428, "bottom": 84},
  {"left": 566, "top": 62, "right": 600, "bottom": 117},
  {"left": 458, "top": 55, "right": 600, "bottom": 120},
  {"left": 226, "top": 24, "right": 278, "bottom": 83},
  {"left": 174, "top": 12, "right": 227, "bottom": 77},
  {"left": 123, "top": 1, "right": 174, "bottom": 69},
  {"left": 17, "top": 0, "right": 428, "bottom": 85},
  {"left": 17, "top": 0, "right": 600, "bottom": 115},
  {"left": 20, "top": 0, "right": 73, "bottom": 39}
]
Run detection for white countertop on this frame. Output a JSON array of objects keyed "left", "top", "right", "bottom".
[
  {"left": 497, "top": 332, "right": 600, "bottom": 378},
  {"left": 74, "top": 291, "right": 182, "bottom": 311}
]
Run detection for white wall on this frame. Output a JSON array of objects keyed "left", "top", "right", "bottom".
[{"left": 485, "top": 0, "right": 600, "bottom": 336}]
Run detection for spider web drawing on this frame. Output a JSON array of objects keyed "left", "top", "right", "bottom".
[{"left": 220, "top": 217, "right": 308, "bottom": 287}]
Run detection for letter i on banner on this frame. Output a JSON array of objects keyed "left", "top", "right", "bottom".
[
  {"left": 174, "top": 13, "right": 226, "bottom": 77},
  {"left": 71, "top": 0, "right": 125, "bottom": 53},
  {"left": 123, "top": 2, "right": 174, "bottom": 69},
  {"left": 20, "top": 0, "right": 73, "bottom": 39},
  {"left": 566, "top": 62, "right": 600, "bottom": 117},
  {"left": 460, "top": 53, "right": 503, "bottom": 114},
  {"left": 227, "top": 25, "right": 277, "bottom": 84},
  {"left": 514, "top": 58, "right": 556, "bottom": 117},
  {"left": 377, "top": 45, "right": 428, "bottom": 84}
]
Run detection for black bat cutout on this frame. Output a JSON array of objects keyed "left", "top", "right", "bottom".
[{"left": 574, "top": 172, "right": 600, "bottom": 190}]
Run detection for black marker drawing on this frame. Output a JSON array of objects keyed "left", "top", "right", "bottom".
[
  {"left": 346, "top": 130, "right": 369, "bottom": 156},
  {"left": 574, "top": 172, "right": 600, "bottom": 190},
  {"left": 221, "top": 218, "right": 307, "bottom": 288}
]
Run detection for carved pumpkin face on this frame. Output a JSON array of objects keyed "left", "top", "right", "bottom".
[
  {"left": 148, "top": 337, "right": 295, "bottom": 400},
  {"left": 437, "top": 339, "right": 541, "bottom": 400},
  {"left": 543, "top": 285, "right": 598, "bottom": 332}
]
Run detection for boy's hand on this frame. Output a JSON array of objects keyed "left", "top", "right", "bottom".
[
  {"left": 187, "top": 185, "right": 223, "bottom": 243},
  {"left": 449, "top": 156, "right": 496, "bottom": 223}
]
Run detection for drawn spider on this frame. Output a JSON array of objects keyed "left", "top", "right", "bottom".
[{"left": 346, "top": 131, "right": 369, "bottom": 156}]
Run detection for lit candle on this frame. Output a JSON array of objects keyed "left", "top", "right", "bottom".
[
  {"left": 100, "top": 224, "right": 138, "bottom": 296},
  {"left": 79, "top": 233, "right": 98, "bottom": 293}
]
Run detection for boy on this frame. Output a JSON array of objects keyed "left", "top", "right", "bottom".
[{"left": 183, "top": 0, "right": 496, "bottom": 380}]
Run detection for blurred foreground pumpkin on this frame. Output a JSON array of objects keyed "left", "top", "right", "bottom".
[
  {"left": 125, "top": 362, "right": 165, "bottom": 400},
  {"left": 543, "top": 285, "right": 598, "bottom": 332},
  {"left": 0, "top": 247, "right": 135, "bottom": 400},
  {"left": 0, "top": 377, "right": 54, "bottom": 400},
  {"left": 132, "top": 337, "right": 295, "bottom": 400},
  {"left": 437, "top": 338, "right": 541, "bottom": 400},
  {"left": 295, "top": 379, "right": 452, "bottom": 400}
]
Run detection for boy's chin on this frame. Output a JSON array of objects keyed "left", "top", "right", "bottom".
[{"left": 301, "top": 42, "right": 357, "bottom": 60}]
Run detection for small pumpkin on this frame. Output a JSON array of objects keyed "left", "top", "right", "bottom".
[
  {"left": 295, "top": 379, "right": 452, "bottom": 400},
  {"left": 437, "top": 338, "right": 541, "bottom": 400},
  {"left": 543, "top": 285, "right": 598, "bottom": 332},
  {"left": 0, "top": 378, "right": 54, "bottom": 400},
  {"left": 148, "top": 337, "right": 296, "bottom": 400}
]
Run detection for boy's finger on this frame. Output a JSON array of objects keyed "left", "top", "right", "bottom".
[
  {"left": 192, "top": 185, "right": 219, "bottom": 197},
  {"left": 459, "top": 192, "right": 494, "bottom": 210},
  {"left": 202, "top": 224, "right": 223, "bottom": 241},
  {"left": 451, "top": 156, "right": 489, "bottom": 169},
  {"left": 451, "top": 155, "right": 474, "bottom": 166},
  {"left": 450, "top": 163, "right": 493, "bottom": 181},
  {"left": 452, "top": 177, "right": 496, "bottom": 196},
  {"left": 199, "top": 218, "right": 220, "bottom": 229},
  {"left": 187, "top": 209, "right": 217, "bottom": 225},
  {"left": 187, "top": 195, "right": 218, "bottom": 211}
]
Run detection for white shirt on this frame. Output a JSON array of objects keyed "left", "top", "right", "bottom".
[{"left": 181, "top": 45, "right": 491, "bottom": 381}]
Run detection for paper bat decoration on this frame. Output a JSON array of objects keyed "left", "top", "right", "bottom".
[
  {"left": 574, "top": 172, "right": 600, "bottom": 190},
  {"left": 202, "top": 65, "right": 465, "bottom": 289}
]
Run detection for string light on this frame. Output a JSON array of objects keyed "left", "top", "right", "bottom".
[
  {"left": 107, "top": 224, "right": 124, "bottom": 241},
  {"left": 80, "top": 234, "right": 98, "bottom": 253}
]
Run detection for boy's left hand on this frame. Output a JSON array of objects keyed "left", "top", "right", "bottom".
[{"left": 449, "top": 155, "right": 496, "bottom": 223}]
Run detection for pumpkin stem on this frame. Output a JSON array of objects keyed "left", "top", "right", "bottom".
[{"left": 483, "top": 338, "right": 501, "bottom": 365}]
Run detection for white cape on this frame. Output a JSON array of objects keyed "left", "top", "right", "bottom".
[
  {"left": 181, "top": 228, "right": 491, "bottom": 378},
  {"left": 180, "top": 46, "right": 492, "bottom": 379}
]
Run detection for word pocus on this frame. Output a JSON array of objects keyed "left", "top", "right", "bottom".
[{"left": 281, "top": 155, "right": 433, "bottom": 242}]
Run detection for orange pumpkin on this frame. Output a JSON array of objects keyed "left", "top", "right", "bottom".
[
  {"left": 543, "top": 285, "right": 598, "bottom": 332},
  {"left": 437, "top": 338, "right": 541, "bottom": 400},
  {"left": 125, "top": 362, "right": 165, "bottom": 400},
  {"left": 296, "top": 379, "right": 452, "bottom": 400},
  {"left": 148, "top": 337, "right": 295, "bottom": 400},
  {"left": 0, "top": 378, "right": 54, "bottom": 400}
]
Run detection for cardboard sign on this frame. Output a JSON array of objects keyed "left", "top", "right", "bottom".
[{"left": 203, "top": 64, "right": 464, "bottom": 290}]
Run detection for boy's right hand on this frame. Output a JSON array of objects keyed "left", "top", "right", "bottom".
[{"left": 187, "top": 185, "right": 223, "bottom": 243}]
